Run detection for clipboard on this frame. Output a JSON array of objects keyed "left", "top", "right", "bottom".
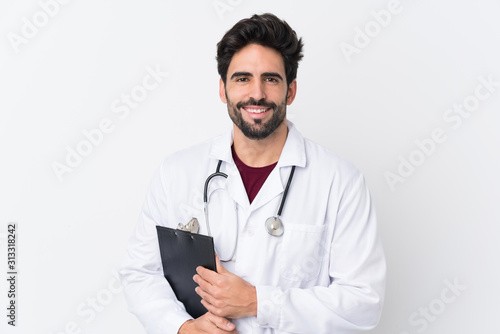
[{"left": 156, "top": 225, "right": 216, "bottom": 318}]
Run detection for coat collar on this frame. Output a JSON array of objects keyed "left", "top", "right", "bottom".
[
  {"left": 208, "top": 120, "right": 307, "bottom": 169},
  {"left": 207, "top": 120, "right": 306, "bottom": 213}
]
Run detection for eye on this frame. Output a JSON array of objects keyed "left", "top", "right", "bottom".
[
  {"left": 265, "top": 77, "right": 279, "bottom": 83},
  {"left": 236, "top": 77, "right": 249, "bottom": 82}
]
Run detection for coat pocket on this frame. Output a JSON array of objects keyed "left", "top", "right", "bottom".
[{"left": 279, "top": 223, "right": 327, "bottom": 282}]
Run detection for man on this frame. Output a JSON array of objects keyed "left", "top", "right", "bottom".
[{"left": 120, "top": 13, "right": 386, "bottom": 334}]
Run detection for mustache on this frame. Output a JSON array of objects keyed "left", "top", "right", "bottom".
[{"left": 236, "top": 98, "right": 277, "bottom": 110}]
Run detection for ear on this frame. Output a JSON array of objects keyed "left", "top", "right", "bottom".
[
  {"left": 286, "top": 80, "right": 297, "bottom": 105},
  {"left": 219, "top": 78, "right": 227, "bottom": 104}
]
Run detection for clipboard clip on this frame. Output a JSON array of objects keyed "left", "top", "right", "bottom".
[{"left": 177, "top": 217, "right": 199, "bottom": 234}]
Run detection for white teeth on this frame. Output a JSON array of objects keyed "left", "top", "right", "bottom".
[{"left": 246, "top": 108, "right": 268, "bottom": 114}]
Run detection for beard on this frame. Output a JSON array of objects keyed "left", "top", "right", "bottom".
[{"left": 226, "top": 95, "right": 287, "bottom": 140}]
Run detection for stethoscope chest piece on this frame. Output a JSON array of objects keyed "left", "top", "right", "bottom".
[{"left": 265, "top": 216, "right": 284, "bottom": 237}]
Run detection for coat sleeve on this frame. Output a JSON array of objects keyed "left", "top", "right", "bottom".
[
  {"left": 255, "top": 173, "right": 386, "bottom": 333},
  {"left": 119, "top": 163, "right": 193, "bottom": 334}
]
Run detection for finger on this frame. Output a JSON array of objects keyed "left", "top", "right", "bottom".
[
  {"left": 207, "top": 312, "right": 235, "bottom": 331},
  {"left": 196, "top": 265, "right": 220, "bottom": 285},
  {"left": 195, "top": 265, "right": 210, "bottom": 277},
  {"left": 194, "top": 273, "right": 214, "bottom": 294},
  {"left": 195, "top": 286, "right": 217, "bottom": 307},
  {"left": 215, "top": 254, "right": 228, "bottom": 274},
  {"left": 200, "top": 298, "right": 218, "bottom": 316}
]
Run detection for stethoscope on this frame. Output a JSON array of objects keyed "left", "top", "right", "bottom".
[{"left": 203, "top": 160, "right": 296, "bottom": 261}]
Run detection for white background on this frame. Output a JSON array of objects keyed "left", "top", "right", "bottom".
[{"left": 1, "top": 0, "right": 499, "bottom": 333}]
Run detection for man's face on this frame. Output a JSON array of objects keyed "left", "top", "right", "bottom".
[{"left": 219, "top": 44, "right": 297, "bottom": 140}]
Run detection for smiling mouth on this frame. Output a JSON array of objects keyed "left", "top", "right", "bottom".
[{"left": 243, "top": 107, "right": 270, "bottom": 114}]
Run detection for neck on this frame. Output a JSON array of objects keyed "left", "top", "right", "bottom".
[{"left": 233, "top": 120, "right": 288, "bottom": 167}]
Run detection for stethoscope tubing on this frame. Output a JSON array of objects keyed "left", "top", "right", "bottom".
[
  {"left": 203, "top": 159, "right": 295, "bottom": 261},
  {"left": 203, "top": 160, "right": 226, "bottom": 204},
  {"left": 277, "top": 165, "right": 295, "bottom": 217}
]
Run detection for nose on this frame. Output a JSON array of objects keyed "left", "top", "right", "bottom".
[{"left": 248, "top": 80, "right": 266, "bottom": 101}]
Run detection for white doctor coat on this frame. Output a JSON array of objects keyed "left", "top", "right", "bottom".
[{"left": 120, "top": 121, "right": 386, "bottom": 334}]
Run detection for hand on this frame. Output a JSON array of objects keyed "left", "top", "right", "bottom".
[
  {"left": 178, "top": 312, "right": 237, "bottom": 333},
  {"left": 193, "top": 255, "right": 257, "bottom": 319}
]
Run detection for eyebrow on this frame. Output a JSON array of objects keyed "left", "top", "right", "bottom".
[
  {"left": 262, "top": 72, "right": 284, "bottom": 81},
  {"left": 230, "top": 71, "right": 284, "bottom": 81}
]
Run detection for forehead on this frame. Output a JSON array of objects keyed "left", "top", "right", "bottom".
[{"left": 227, "top": 44, "right": 285, "bottom": 76}]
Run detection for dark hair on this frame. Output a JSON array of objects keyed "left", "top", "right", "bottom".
[{"left": 216, "top": 13, "right": 304, "bottom": 86}]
